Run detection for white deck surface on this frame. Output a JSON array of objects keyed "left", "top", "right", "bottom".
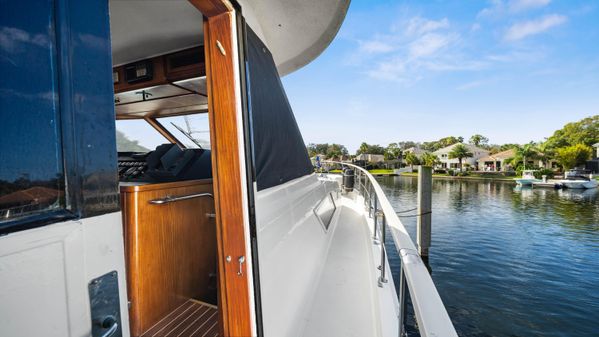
[{"left": 302, "top": 200, "right": 382, "bottom": 337}]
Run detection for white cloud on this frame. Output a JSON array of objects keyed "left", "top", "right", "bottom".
[
  {"left": 409, "top": 33, "right": 455, "bottom": 58},
  {"left": 478, "top": 0, "right": 551, "bottom": 18},
  {"left": 349, "top": 15, "right": 466, "bottom": 83},
  {"left": 504, "top": 14, "right": 567, "bottom": 41},
  {"left": 509, "top": 0, "right": 551, "bottom": 12},
  {"left": 405, "top": 17, "right": 450, "bottom": 36}
]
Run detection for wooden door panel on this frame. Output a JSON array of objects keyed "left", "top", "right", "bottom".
[{"left": 121, "top": 180, "right": 216, "bottom": 336}]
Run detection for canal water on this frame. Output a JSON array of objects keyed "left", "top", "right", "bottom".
[{"left": 378, "top": 176, "right": 599, "bottom": 337}]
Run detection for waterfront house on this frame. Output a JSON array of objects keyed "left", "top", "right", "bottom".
[
  {"left": 586, "top": 143, "right": 599, "bottom": 173},
  {"left": 434, "top": 143, "right": 489, "bottom": 170},
  {"left": 356, "top": 153, "right": 385, "bottom": 163},
  {"left": 404, "top": 147, "right": 429, "bottom": 158},
  {"left": 477, "top": 149, "right": 516, "bottom": 172}
]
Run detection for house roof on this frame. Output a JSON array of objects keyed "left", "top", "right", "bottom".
[
  {"left": 477, "top": 149, "right": 516, "bottom": 162},
  {"left": 433, "top": 143, "right": 489, "bottom": 155}
]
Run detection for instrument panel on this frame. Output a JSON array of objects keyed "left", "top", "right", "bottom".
[{"left": 118, "top": 144, "right": 211, "bottom": 183}]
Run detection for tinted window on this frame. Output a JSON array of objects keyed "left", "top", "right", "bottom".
[{"left": 0, "top": 1, "right": 65, "bottom": 222}]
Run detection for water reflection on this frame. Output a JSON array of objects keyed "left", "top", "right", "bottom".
[{"left": 378, "top": 176, "right": 599, "bottom": 337}]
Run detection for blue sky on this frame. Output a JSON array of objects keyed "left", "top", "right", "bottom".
[{"left": 282, "top": 0, "right": 599, "bottom": 152}]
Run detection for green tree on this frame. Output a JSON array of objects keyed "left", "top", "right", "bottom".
[
  {"left": 555, "top": 144, "right": 593, "bottom": 170},
  {"left": 356, "top": 142, "right": 385, "bottom": 155},
  {"left": 469, "top": 134, "right": 489, "bottom": 147},
  {"left": 536, "top": 142, "right": 555, "bottom": 168},
  {"left": 384, "top": 143, "right": 402, "bottom": 160},
  {"left": 514, "top": 142, "right": 539, "bottom": 170},
  {"left": 422, "top": 136, "right": 463, "bottom": 152},
  {"left": 398, "top": 141, "right": 420, "bottom": 149},
  {"left": 326, "top": 144, "right": 348, "bottom": 160},
  {"left": 404, "top": 152, "right": 421, "bottom": 169},
  {"left": 357, "top": 142, "right": 370, "bottom": 155},
  {"left": 448, "top": 144, "right": 473, "bottom": 171},
  {"left": 306, "top": 143, "right": 329, "bottom": 157},
  {"left": 545, "top": 115, "right": 599, "bottom": 150},
  {"left": 421, "top": 152, "right": 439, "bottom": 167},
  {"left": 306, "top": 143, "right": 348, "bottom": 159}
]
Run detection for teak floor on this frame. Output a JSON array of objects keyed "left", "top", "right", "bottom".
[{"left": 140, "top": 299, "right": 219, "bottom": 337}]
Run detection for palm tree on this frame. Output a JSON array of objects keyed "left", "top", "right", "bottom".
[
  {"left": 515, "top": 142, "right": 539, "bottom": 170},
  {"left": 535, "top": 142, "right": 554, "bottom": 169},
  {"left": 357, "top": 142, "right": 369, "bottom": 155},
  {"left": 448, "top": 144, "right": 473, "bottom": 171},
  {"left": 404, "top": 152, "right": 420, "bottom": 170},
  {"left": 421, "top": 152, "right": 439, "bottom": 167}
]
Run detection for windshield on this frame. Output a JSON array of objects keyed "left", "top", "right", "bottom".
[
  {"left": 157, "top": 114, "right": 211, "bottom": 149},
  {"left": 115, "top": 119, "right": 168, "bottom": 152}
]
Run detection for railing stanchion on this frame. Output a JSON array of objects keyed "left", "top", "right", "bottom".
[
  {"left": 368, "top": 183, "right": 374, "bottom": 218},
  {"left": 398, "top": 265, "right": 407, "bottom": 337},
  {"left": 378, "top": 214, "right": 388, "bottom": 287},
  {"left": 373, "top": 196, "right": 380, "bottom": 244}
]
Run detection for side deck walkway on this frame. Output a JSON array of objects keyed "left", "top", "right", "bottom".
[{"left": 302, "top": 199, "right": 381, "bottom": 337}]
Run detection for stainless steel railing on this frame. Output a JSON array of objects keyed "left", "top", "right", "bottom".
[{"left": 324, "top": 161, "right": 457, "bottom": 337}]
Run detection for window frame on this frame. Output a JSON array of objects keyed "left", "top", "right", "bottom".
[
  {"left": 154, "top": 112, "right": 212, "bottom": 150},
  {"left": 313, "top": 192, "right": 337, "bottom": 232},
  {"left": 1, "top": 0, "right": 120, "bottom": 235}
]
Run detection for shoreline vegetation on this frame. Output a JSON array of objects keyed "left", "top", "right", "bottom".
[
  {"left": 326, "top": 169, "right": 519, "bottom": 181},
  {"left": 326, "top": 169, "right": 599, "bottom": 182},
  {"left": 308, "top": 116, "right": 598, "bottom": 177}
]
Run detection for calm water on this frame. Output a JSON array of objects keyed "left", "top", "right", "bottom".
[{"left": 379, "top": 176, "right": 599, "bottom": 337}]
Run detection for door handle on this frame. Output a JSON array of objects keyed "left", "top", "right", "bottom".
[
  {"left": 149, "top": 193, "right": 213, "bottom": 204},
  {"left": 97, "top": 316, "right": 118, "bottom": 337}
]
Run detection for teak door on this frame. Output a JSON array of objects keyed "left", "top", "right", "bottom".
[{"left": 189, "top": 1, "right": 256, "bottom": 336}]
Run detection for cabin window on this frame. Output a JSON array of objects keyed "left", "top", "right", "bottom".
[
  {"left": 314, "top": 193, "right": 337, "bottom": 231},
  {"left": 0, "top": 1, "right": 65, "bottom": 225}
]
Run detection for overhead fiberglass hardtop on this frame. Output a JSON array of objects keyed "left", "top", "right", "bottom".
[{"left": 109, "top": 0, "right": 349, "bottom": 75}]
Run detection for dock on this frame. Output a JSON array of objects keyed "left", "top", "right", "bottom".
[{"left": 532, "top": 180, "right": 563, "bottom": 189}]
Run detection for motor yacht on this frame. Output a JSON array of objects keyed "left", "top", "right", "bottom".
[{"left": 0, "top": 1, "right": 456, "bottom": 336}]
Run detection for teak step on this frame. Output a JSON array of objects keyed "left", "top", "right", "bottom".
[{"left": 140, "top": 299, "right": 218, "bottom": 337}]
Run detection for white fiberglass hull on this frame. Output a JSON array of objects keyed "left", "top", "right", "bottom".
[
  {"left": 516, "top": 178, "right": 540, "bottom": 186},
  {"left": 562, "top": 180, "right": 598, "bottom": 189}
]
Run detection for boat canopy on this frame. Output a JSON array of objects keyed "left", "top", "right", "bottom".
[
  {"left": 109, "top": 0, "right": 349, "bottom": 75},
  {"left": 246, "top": 26, "right": 313, "bottom": 190}
]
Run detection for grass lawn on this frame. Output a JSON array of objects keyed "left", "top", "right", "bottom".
[
  {"left": 400, "top": 171, "right": 518, "bottom": 181},
  {"left": 368, "top": 169, "right": 395, "bottom": 174}
]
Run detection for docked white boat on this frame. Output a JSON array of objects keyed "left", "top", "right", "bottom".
[
  {"left": 561, "top": 178, "right": 598, "bottom": 189},
  {"left": 516, "top": 170, "right": 541, "bottom": 186},
  {"left": 0, "top": 1, "right": 456, "bottom": 337},
  {"left": 561, "top": 169, "right": 598, "bottom": 189}
]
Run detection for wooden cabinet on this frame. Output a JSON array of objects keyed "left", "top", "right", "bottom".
[{"left": 120, "top": 180, "right": 217, "bottom": 337}]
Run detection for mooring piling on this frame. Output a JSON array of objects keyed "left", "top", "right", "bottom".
[{"left": 417, "top": 165, "right": 432, "bottom": 257}]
